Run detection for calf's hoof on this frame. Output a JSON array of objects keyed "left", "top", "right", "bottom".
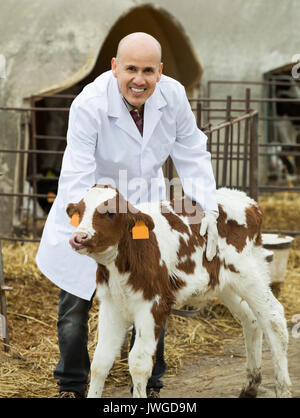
[{"left": 239, "top": 387, "right": 258, "bottom": 398}]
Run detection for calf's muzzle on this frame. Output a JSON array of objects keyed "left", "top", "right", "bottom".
[{"left": 69, "top": 232, "right": 89, "bottom": 250}]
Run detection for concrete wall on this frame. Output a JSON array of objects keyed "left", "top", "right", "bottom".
[
  {"left": 0, "top": 0, "right": 299, "bottom": 235},
  {"left": 1, "top": 0, "right": 298, "bottom": 104},
  {"left": 158, "top": 0, "right": 298, "bottom": 86}
]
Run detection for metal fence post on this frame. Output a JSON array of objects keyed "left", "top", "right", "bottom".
[
  {"left": 0, "top": 241, "right": 12, "bottom": 352},
  {"left": 222, "top": 96, "right": 232, "bottom": 186},
  {"left": 242, "top": 89, "right": 250, "bottom": 191},
  {"left": 196, "top": 101, "right": 202, "bottom": 130},
  {"left": 249, "top": 112, "right": 259, "bottom": 200},
  {"left": 29, "top": 97, "right": 38, "bottom": 239}
]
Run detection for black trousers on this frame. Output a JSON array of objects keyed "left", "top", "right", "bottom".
[{"left": 54, "top": 290, "right": 166, "bottom": 395}]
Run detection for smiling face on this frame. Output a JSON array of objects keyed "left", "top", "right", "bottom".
[{"left": 111, "top": 33, "right": 163, "bottom": 111}]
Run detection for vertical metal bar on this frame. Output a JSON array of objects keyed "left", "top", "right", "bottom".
[
  {"left": 18, "top": 113, "right": 26, "bottom": 219},
  {"left": 207, "top": 123, "right": 212, "bottom": 154},
  {"left": 249, "top": 113, "right": 259, "bottom": 200},
  {"left": 201, "top": 83, "right": 208, "bottom": 127},
  {"left": 216, "top": 129, "right": 220, "bottom": 188},
  {"left": 207, "top": 81, "right": 211, "bottom": 125},
  {"left": 0, "top": 241, "right": 10, "bottom": 352},
  {"left": 242, "top": 90, "right": 250, "bottom": 191},
  {"left": 222, "top": 96, "right": 231, "bottom": 187},
  {"left": 29, "top": 98, "right": 38, "bottom": 239},
  {"left": 237, "top": 120, "right": 241, "bottom": 189},
  {"left": 245, "top": 88, "right": 251, "bottom": 113},
  {"left": 262, "top": 78, "right": 270, "bottom": 180},
  {"left": 229, "top": 122, "right": 233, "bottom": 187},
  {"left": 242, "top": 119, "right": 249, "bottom": 192},
  {"left": 196, "top": 101, "right": 202, "bottom": 130}
]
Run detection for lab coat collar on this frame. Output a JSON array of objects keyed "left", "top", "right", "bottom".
[{"left": 107, "top": 73, "right": 167, "bottom": 147}]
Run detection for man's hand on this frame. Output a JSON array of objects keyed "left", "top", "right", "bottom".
[{"left": 200, "top": 210, "right": 219, "bottom": 261}]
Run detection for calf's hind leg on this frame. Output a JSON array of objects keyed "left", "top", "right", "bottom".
[
  {"left": 231, "top": 274, "right": 291, "bottom": 398},
  {"left": 218, "top": 286, "right": 263, "bottom": 397}
]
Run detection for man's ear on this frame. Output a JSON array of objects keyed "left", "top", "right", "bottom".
[
  {"left": 66, "top": 203, "right": 77, "bottom": 218},
  {"left": 111, "top": 57, "right": 118, "bottom": 78},
  {"left": 157, "top": 62, "right": 163, "bottom": 82}
]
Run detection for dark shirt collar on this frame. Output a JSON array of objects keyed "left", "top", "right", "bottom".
[{"left": 121, "top": 93, "right": 144, "bottom": 116}]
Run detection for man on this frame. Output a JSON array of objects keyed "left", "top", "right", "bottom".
[{"left": 36, "top": 32, "right": 219, "bottom": 398}]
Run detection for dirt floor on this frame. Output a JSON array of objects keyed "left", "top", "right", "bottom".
[{"left": 103, "top": 327, "right": 300, "bottom": 398}]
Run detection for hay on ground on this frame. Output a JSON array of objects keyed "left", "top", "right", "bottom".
[{"left": 0, "top": 191, "right": 299, "bottom": 397}]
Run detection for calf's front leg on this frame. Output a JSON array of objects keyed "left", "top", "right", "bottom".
[
  {"left": 87, "top": 301, "right": 128, "bottom": 398},
  {"left": 129, "top": 313, "right": 159, "bottom": 398}
]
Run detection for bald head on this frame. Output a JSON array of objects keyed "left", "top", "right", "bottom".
[
  {"left": 116, "top": 32, "right": 162, "bottom": 64},
  {"left": 111, "top": 32, "right": 163, "bottom": 111}
]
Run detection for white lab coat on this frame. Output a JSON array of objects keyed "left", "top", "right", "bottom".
[{"left": 36, "top": 71, "right": 217, "bottom": 300}]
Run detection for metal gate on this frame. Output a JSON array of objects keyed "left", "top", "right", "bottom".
[
  {"left": 1, "top": 91, "right": 259, "bottom": 242},
  {"left": 204, "top": 78, "right": 300, "bottom": 237}
]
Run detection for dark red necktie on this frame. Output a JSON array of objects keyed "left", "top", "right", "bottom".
[{"left": 130, "top": 109, "right": 144, "bottom": 136}]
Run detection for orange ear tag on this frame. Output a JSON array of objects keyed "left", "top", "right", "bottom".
[
  {"left": 131, "top": 221, "right": 149, "bottom": 239},
  {"left": 69, "top": 213, "right": 80, "bottom": 227}
]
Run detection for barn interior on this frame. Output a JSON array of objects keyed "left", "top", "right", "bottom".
[{"left": 263, "top": 63, "right": 300, "bottom": 181}]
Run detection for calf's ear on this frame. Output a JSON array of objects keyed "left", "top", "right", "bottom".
[
  {"left": 136, "top": 212, "right": 155, "bottom": 231},
  {"left": 66, "top": 203, "right": 77, "bottom": 218},
  {"left": 126, "top": 210, "right": 155, "bottom": 232}
]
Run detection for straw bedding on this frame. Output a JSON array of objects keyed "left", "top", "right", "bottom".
[{"left": 0, "top": 192, "right": 299, "bottom": 398}]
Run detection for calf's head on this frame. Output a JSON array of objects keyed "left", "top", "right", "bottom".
[{"left": 67, "top": 185, "right": 154, "bottom": 258}]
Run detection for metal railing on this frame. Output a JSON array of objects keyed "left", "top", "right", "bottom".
[
  {"left": 204, "top": 79, "right": 300, "bottom": 236},
  {"left": 164, "top": 92, "right": 259, "bottom": 202},
  {"left": 0, "top": 91, "right": 261, "bottom": 242}
]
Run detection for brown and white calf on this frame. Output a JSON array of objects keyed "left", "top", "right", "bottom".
[{"left": 67, "top": 185, "right": 291, "bottom": 398}]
